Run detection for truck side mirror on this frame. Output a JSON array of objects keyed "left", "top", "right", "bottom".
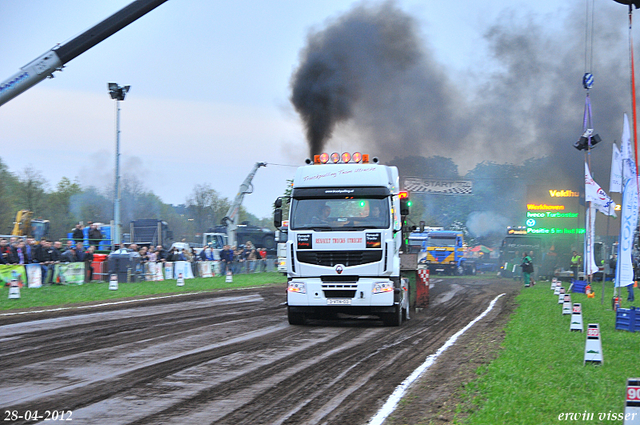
[
  {"left": 274, "top": 197, "right": 282, "bottom": 208},
  {"left": 274, "top": 208, "right": 283, "bottom": 228}
]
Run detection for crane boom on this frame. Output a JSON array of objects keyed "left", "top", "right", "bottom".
[
  {"left": 222, "top": 162, "right": 267, "bottom": 247},
  {"left": 0, "top": 0, "right": 168, "bottom": 107}
]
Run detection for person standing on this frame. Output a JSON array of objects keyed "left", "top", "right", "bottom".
[
  {"left": 0, "top": 238, "right": 10, "bottom": 264},
  {"left": 221, "top": 245, "right": 233, "bottom": 275},
  {"left": 258, "top": 247, "right": 267, "bottom": 272},
  {"left": 84, "top": 246, "right": 94, "bottom": 282},
  {"left": 60, "top": 246, "right": 77, "bottom": 263},
  {"left": 88, "top": 224, "right": 102, "bottom": 246},
  {"left": 72, "top": 224, "right": 84, "bottom": 244},
  {"left": 528, "top": 250, "right": 536, "bottom": 286},
  {"left": 155, "top": 245, "right": 166, "bottom": 262},
  {"left": 521, "top": 251, "right": 534, "bottom": 287},
  {"left": 570, "top": 251, "right": 582, "bottom": 281}
]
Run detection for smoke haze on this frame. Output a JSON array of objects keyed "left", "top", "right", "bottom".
[{"left": 290, "top": 1, "right": 632, "bottom": 185}]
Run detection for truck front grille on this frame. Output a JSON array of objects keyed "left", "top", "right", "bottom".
[
  {"left": 322, "top": 283, "right": 358, "bottom": 298},
  {"left": 297, "top": 250, "right": 383, "bottom": 267}
]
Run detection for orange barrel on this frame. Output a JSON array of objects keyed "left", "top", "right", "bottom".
[{"left": 92, "top": 254, "right": 108, "bottom": 281}]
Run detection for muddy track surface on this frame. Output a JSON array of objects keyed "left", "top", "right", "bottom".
[{"left": 0, "top": 278, "right": 521, "bottom": 425}]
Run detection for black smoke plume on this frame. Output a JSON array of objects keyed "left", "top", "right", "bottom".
[
  {"left": 290, "top": 1, "right": 633, "bottom": 188},
  {"left": 290, "top": 2, "right": 422, "bottom": 156}
]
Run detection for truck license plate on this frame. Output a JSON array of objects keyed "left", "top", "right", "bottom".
[{"left": 327, "top": 299, "right": 351, "bottom": 305}]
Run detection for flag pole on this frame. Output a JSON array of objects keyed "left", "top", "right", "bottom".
[{"left": 629, "top": 5, "right": 640, "bottom": 176}]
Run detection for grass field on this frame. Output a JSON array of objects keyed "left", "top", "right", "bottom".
[
  {"left": 0, "top": 272, "right": 287, "bottom": 311},
  {"left": 456, "top": 280, "right": 639, "bottom": 424}
]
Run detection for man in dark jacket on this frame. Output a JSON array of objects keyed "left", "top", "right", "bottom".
[
  {"left": 220, "top": 245, "right": 234, "bottom": 275},
  {"left": 0, "top": 238, "right": 10, "bottom": 264},
  {"left": 46, "top": 241, "right": 62, "bottom": 284},
  {"left": 75, "top": 242, "right": 86, "bottom": 262},
  {"left": 10, "top": 241, "right": 28, "bottom": 265},
  {"left": 88, "top": 224, "right": 102, "bottom": 246},
  {"left": 34, "top": 239, "right": 50, "bottom": 281},
  {"left": 72, "top": 224, "right": 84, "bottom": 243},
  {"left": 61, "top": 246, "right": 77, "bottom": 263}
]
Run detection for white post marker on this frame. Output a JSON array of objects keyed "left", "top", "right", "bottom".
[
  {"left": 558, "top": 288, "right": 566, "bottom": 304},
  {"left": 109, "top": 274, "right": 118, "bottom": 291},
  {"left": 8, "top": 280, "right": 20, "bottom": 299},
  {"left": 625, "top": 378, "right": 640, "bottom": 425},
  {"left": 584, "top": 323, "right": 603, "bottom": 365},
  {"left": 554, "top": 284, "right": 561, "bottom": 295},
  {"left": 551, "top": 278, "right": 558, "bottom": 290},
  {"left": 177, "top": 273, "right": 185, "bottom": 287},
  {"left": 562, "top": 294, "right": 572, "bottom": 315},
  {"left": 570, "top": 303, "right": 584, "bottom": 332},
  {"left": 225, "top": 270, "right": 233, "bottom": 283}
]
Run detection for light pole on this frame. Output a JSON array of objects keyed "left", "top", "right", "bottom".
[{"left": 108, "top": 82, "right": 130, "bottom": 249}]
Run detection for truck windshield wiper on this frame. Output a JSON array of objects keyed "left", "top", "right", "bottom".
[{"left": 307, "top": 226, "right": 333, "bottom": 231}]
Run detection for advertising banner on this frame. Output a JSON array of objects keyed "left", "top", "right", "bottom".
[
  {"left": 164, "top": 262, "right": 174, "bottom": 280},
  {"left": 199, "top": 261, "right": 213, "bottom": 278},
  {"left": 145, "top": 262, "right": 156, "bottom": 281},
  {"left": 154, "top": 262, "right": 164, "bottom": 281},
  {"left": 25, "top": 264, "right": 43, "bottom": 288},
  {"left": 212, "top": 260, "right": 220, "bottom": 276},
  {"left": 173, "top": 261, "right": 194, "bottom": 279},
  {"left": 54, "top": 263, "right": 85, "bottom": 285},
  {"left": 0, "top": 265, "right": 26, "bottom": 287}
]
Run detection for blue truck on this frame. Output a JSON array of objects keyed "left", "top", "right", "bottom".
[{"left": 414, "top": 230, "right": 476, "bottom": 275}]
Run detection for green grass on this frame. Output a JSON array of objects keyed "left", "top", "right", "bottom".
[
  {"left": 0, "top": 272, "right": 286, "bottom": 311},
  {"left": 455, "top": 280, "right": 639, "bottom": 424}
]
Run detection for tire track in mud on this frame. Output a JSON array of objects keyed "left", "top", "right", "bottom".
[
  {"left": 0, "top": 279, "right": 519, "bottom": 425},
  {"left": 0, "top": 295, "right": 281, "bottom": 369},
  {"left": 124, "top": 287, "right": 496, "bottom": 424}
]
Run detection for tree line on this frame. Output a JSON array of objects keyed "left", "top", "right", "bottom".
[{"left": 0, "top": 158, "right": 272, "bottom": 242}]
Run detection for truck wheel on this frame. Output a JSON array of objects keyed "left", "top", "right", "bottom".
[
  {"left": 383, "top": 303, "right": 403, "bottom": 326},
  {"left": 456, "top": 265, "right": 464, "bottom": 276},
  {"left": 469, "top": 264, "right": 477, "bottom": 275},
  {"left": 288, "top": 307, "right": 306, "bottom": 325}
]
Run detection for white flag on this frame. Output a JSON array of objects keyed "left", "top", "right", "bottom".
[
  {"left": 585, "top": 162, "right": 617, "bottom": 217},
  {"left": 584, "top": 204, "right": 599, "bottom": 276},
  {"left": 610, "top": 143, "right": 622, "bottom": 193},
  {"left": 616, "top": 176, "right": 639, "bottom": 287},
  {"left": 621, "top": 113, "right": 632, "bottom": 160},
  {"left": 621, "top": 114, "right": 637, "bottom": 182}
]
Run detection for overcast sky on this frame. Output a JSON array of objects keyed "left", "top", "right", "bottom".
[{"left": 0, "top": 0, "right": 634, "bottom": 219}]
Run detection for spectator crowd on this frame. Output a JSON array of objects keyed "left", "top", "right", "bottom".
[
  {"left": 1, "top": 222, "right": 275, "bottom": 285},
  {"left": 0, "top": 235, "right": 96, "bottom": 283}
]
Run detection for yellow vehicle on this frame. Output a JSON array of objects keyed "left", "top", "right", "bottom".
[{"left": 11, "top": 210, "right": 50, "bottom": 240}]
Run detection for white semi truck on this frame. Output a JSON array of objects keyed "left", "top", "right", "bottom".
[{"left": 273, "top": 152, "right": 411, "bottom": 326}]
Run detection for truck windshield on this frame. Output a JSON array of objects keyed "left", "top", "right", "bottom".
[
  {"left": 428, "top": 237, "right": 457, "bottom": 247},
  {"left": 290, "top": 198, "right": 390, "bottom": 230},
  {"left": 204, "top": 234, "right": 223, "bottom": 249}
]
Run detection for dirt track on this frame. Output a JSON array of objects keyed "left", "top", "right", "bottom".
[{"left": 0, "top": 277, "right": 521, "bottom": 425}]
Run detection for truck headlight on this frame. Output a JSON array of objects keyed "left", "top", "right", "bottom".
[
  {"left": 373, "top": 281, "right": 394, "bottom": 294},
  {"left": 287, "top": 281, "right": 306, "bottom": 294}
]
